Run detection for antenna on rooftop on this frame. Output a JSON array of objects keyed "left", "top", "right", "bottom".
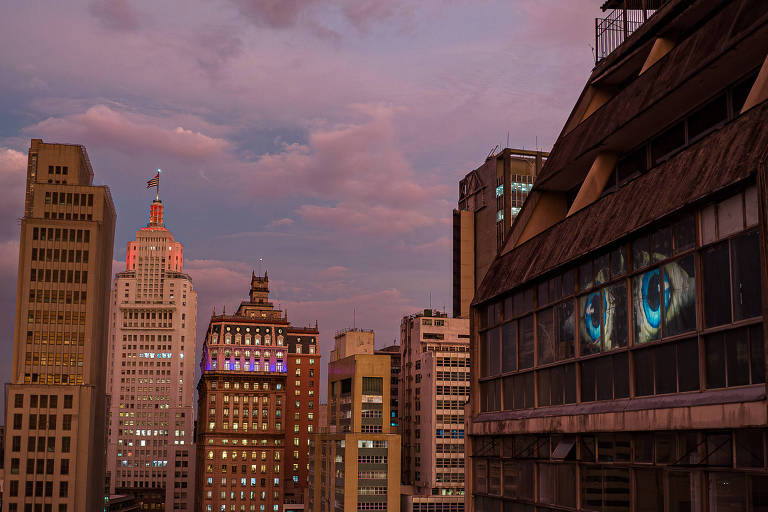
[
  {"left": 353, "top": 307, "right": 356, "bottom": 329},
  {"left": 507, "top": 131, "right": 510, "bottom": 148},
  {"left": 486, "top": 145, "right": 499, "bottom": 159},
  {"left": 429, "top": 292, "right": 432, "bottom": 309}
]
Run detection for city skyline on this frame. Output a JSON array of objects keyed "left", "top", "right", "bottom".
[{"left": 0, "top": 0, "right": 604, "bottom": 407}]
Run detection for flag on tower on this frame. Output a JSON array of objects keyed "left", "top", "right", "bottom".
[{"left": 146, "top": 173, "right": 160, "bottom": 189}]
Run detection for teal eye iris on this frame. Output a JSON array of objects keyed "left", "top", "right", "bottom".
[
  {"left": 584, "top": 291, "right": 604, "bottom": 343},
  {"left": 641, "top": 269, "right": 670, "bottom": 329}
]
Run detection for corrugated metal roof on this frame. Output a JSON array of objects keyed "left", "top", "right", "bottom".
[{"left": 473, "top": 100, "right": 768, "bottom": 306}]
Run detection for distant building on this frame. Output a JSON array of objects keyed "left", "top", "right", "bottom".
[
  {"left": 399, "top": 310, "right": 469, "bottom": 512},
  {"left": 3, "top": 139, "right": 116, "bottom": 512},
  {"left": 105, "top": 196, "right": 197, "bottom": 511},
  {"left": 374, "top": 344, "right": 401, "bottom": 431},
  {"left": 468, "top": 1, "right": 768, "bottom": 510},
  {"left": 104, "top": 494, "right": 141, "bottom": 512},
  {"left": 308, "top": 329, "right": 401, "bottom": 512},
  {"left": 453, "top": 148, "right": 547, "bottom": 318},
  {"left": 194, "top": 273, "right": 320, "bottom": 512}
]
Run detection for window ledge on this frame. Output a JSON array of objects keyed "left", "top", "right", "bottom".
[{"left": 472, "top": 385, "right": 765, "bottom": 423}]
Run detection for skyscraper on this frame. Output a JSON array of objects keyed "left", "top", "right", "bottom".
[
  {"left": 194, "top": 273, "right": 320, "bottom": 512},
  {"left": 399, "top": 310, "right": 469, "bottom": 512},
  {"left": 453, "top": 148, "right": 547, "bottom": 318},
  {"left": 3, "top": 139, "right": 116, "bottom": 512},
  {"left": 106, "top": 195, "right": 198, "bottom": 510}
]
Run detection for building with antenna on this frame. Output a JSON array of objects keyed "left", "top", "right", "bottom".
[
  {"left": 105, "top": 191, "right": 197, "bottom": 511},
  {"left": 453, "top": 148, "right": 548, "bottom": 318},
  {"left": 194, "top": 273, "right": 320, "bottom": 512}
]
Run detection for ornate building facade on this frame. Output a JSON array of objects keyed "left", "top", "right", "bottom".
[{"left": 195, "top": 274, "right": 320, "bottom": 512}]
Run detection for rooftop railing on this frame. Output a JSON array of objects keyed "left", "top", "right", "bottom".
[{"left": 595, "top": 0, "right": 671, "bottom": 63}]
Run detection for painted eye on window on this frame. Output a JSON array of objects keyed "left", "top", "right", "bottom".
[
  {"left": 633, "top": 258, "right": 695, "bottom": 344},
  {"left": 583, "top": 291, "right": 605, "bottom": 344}
]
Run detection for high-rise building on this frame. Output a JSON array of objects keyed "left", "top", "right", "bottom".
[
  {"left": 468, "top": 1, "right": 768, "bottom": 510},
  {"left": 105, "top": 196, "right": 198, "bottom": 510},
  {"left": 194, "top": 273, "right": 320, "bottom": 512},
  {"left": 453, "top": 148, "right": 548, "bottom": 318},
  {"left": 3, "top": 139, "right": 116, "bottom": 512},
  {"left": 308, "top": 329, "right": 401, "bottom": 512},
  {"left": 399, "top": 310, "right": 469, "bottom": 512}
]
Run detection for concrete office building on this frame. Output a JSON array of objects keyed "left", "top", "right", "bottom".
[
  {"left": 453, "top": 148, "right": 548, "bottom": 319},
  {"left": 400, "top": 310, "right": 469, "bottom": 512},
  {"left": 195, "top": 273, "right": 320, "bottom": 512},
  {"left": 106, "top": 197, "right": 198, "bottom": 510},
  {"left": 468, "top": 0, "right": 768, "bottom": 510},
  {"left": 3, "top": 139, "right": 116, "bottom": 512},
  {"left": 308, "top": 330, "right": 401, "bottom": 512}
]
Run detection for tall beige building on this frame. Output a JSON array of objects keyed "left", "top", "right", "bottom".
[
  {"left": 399, "top": 310, "right": 469, "bottom": 512},
  {"left": 106, "top": 197, "right": 197, "bottom": 511},
  {"left": 308, "top": 330, "right": 401, "bottom": 512},
  {"left": 3, "top": 139, "right": 116, "bottom": 512}
]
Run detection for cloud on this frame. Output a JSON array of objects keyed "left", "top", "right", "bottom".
[
  {"left": 26, "top": 105, "right": 231, "bottom": 160},
  {"left": 0, "top": 149, "right": 27, "bottom": 240},
  {"left": 267, "top": 218, "right": 295, "bottom": 229},
  {"left": 229, "top": 0, "right": 318, "bottom": 29},
  {"left": 89, "top": 0, "right": 141, "bottom": 31}
]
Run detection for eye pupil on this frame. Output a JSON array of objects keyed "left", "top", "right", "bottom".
[
  {"left": 647, "top": 273, "right": 660, "bottom": 311},
  {"left": 589, "top": 296, "right": 602, "bottom": 328}
]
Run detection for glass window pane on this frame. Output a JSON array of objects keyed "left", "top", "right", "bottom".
[
  {"left": 633, "top": 235, "right": 651, "bottom": 270},
  {"left": 581, "top": 467, "right": 603, "bottom": 511},
  {"left": 555, "top": 300, "right": 575, "bottom": 360},
  {"left": 605, "top": 282, "right": 628, "bottom": 349},
  {"left": 705, "top": 334, "right": 726, "bottom": 389},
  {"left": 473, "top": 459, "right": 488, "bottom": 494},
  {"left": 735, "top": 430, "right": 764, "bottom": 468},
  {"left": 702, "top": 241, "right": 732, "bottom": 327},
  {"left": 669, "top": 472, "right": 698, "bottom": 512},
  {"left": 635, "top": 469, "right": 663, "bottom": 512},
  {"left": 538, "top": 281, "right": 549, "bottom": 307},
  {"left": 580, "top": 292, "right": 603, "bottom": 355},
  {"left": 718, "top": 194, "right": 744, "bottom": 238},
  {"left": 702, "top": 204, "right": 717, "bottom": 245},
  {"left": 634, "top": 433, "right": 653, "bottom": 463},
  {"left": 519, "top": 316, "right": 534, "bottom": 369},
  {"left": 596, "top": 357, "right": 612, "bottom": 401},
  {"left": 726, "top": 328, "right": 750, "bottom": 387},
  {"left": 652, "top": 226, "right": 672, "bottom": 263},
  {"left": 562, "top": 270, "right": 575, "bottom": 297},
  {"left": 501, "top": 322, "right": 517, "bottom": 373},
  {"left": 503, "top": 461, "right": 533, "bottom": 500},
  {"left": 611, "top": 246, "right": 626, "bottom": 277},
  {"left": 655, "top": 344, "right": 677, "bottom": 394},
  {"left": 488, "top": 328, "right": 501, "bottom": 376},
  {"left": 488, "top": 459, "right": 501, "bottom": 495},
  {"left": 579, "top": 261, "right": 593, "bottom": 291},
  {"left": 538, "top": 463, "right": 555, "bottom": 504},
  {"left": 750, "top": 324, "right": 765, "bottom": 384},
  {"left": 707, "top": 433, "right": 733, "bottom": 466},
  {"left": 633, "top": 269, "right": 662, "bottom": 344},
  {"left": 732, "top": 231, "right": 762, "bottom": 321},
  {"left": 564, "top": 364, "right": 577, "bottom": 404},
  {"left": 550, "top": 365, "right": 564, "bottom": 406},
  {"left": 634, "top": 349, "right": 654, "bottom": 396},
  {"left": 537, "top": 308, "right": 555, "bottom": 365},
  {"left": 521, "top": 372, "right": 534, "bottom": 409},
  {"left": 673, "top": 214, "right": 696, "bottom": 253},
  {"left": 581, "top": 359, "right": 596, "bottom": 402},
  {"left": 480, "top": 331, "right": 489, "bottom": 378},
  {"left": 502, "top": 377, "right": 515, "bottom": 411},
  {"left": 745, "top": 185, "right": 758, "bottom": 227},
  {"left": 595, "top": 253, "right": 610, "bottom": 285},
  {"left": 677, "top": 338, "right": 700, "bottom": 392},
  {"left": 556, "top": 464, "right": 577, "bottom": 507},
  {"left": 537, "top": 369, "right": 551, "bottom": 407},
  {"left": 613, "top": 353, "right": 629, "bottom": 398},
  {"left": 655, "top": 433, "right": 675, "bottom": 463},
  {"left": 664, "top": 255, "right": 696, "bottom": 336}
]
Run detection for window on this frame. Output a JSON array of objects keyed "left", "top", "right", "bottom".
[
  {"left": 634, "top": 338, "right": 700, "bottom": 396},
  {"left": 705, "top": 325, "right": 764, "bottom": 389},
  {"left": 581, "top": 352, "right": 629, "bottom": 402}
]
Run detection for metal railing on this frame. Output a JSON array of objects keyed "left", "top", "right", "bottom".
[{"left": 595, "top": 3, "right": 668, "bottom": 63}]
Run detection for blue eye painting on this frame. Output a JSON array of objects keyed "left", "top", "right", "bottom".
[
  {"left": 579, "top": 282, "right": 627, "bottom": 353},
  {"left": 584, "top": 291, "right": 604, "bottom": 343},
  {"left": 633, "top": 255, "right": 696, "bottom": 343}
]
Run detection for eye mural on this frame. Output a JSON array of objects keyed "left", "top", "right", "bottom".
[
  {"left": 579, "top": 282, "right": 628, "bottom": 354},
  {"left": 633, "top": 254, "right": 696, "bottom": 344}
]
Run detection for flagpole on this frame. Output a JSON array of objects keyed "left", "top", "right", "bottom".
[{"left": 156, "top": 169, "right": 161, "bottom": 201}]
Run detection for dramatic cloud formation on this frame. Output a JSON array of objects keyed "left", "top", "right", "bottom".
[{"left": 0, "top": 0, "right": 602, "bottom": 407}]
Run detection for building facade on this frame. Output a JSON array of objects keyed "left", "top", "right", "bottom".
[
  {"left": 106, "top": 198, "right": 198, "bottom": 510},
  {"left": 400, "top": 310, "right": 469, "bottom": 512},
  {"left": 373, "top": 345, "right": 401, "bottom": 432},
  {"left": 3, "top": 139, "right": 116, "bottom": 512},
  {"left": 468, "top": 1, "right": 768, "bottom": 510},
  {"left": 195, "top": 273, "right": 320, "bottom": 512},
  {"left": 308, "top": 330, "right": 401, "bottom": 512},
  {"left": 453, "top": 148, "right": 548, "bottom": 318}
]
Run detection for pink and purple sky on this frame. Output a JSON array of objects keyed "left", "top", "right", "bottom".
[{"left": 0, "top": 0, "right": 602, "bottom": 400}]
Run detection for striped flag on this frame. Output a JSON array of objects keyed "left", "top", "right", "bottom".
[{"left": 146, "top": 174, "right": 159, "bottom": 189}]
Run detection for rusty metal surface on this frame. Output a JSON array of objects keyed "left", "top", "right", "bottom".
[{"left": 474, "top": 100, "right": 768, "bottom": 306}]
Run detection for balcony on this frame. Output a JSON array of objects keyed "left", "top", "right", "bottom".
[{"left": 595, "top": 0, "right": 671, "bottom": 63}]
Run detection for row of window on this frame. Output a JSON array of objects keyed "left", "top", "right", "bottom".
[
  {"left": 32, "top": 227, "right": 90, "bottom": 242},
  {"left": 31, "top": 248, "right": 88, "bottom": 263},
  {"left": 29, "top": 289, "right": 87, "bottom": 304},
  {"left": 44, "top": 190, "right": 93, "bottom": 206},
  {"left": 30, "top": 268, "right": 88, "bottom": 284},
  {"left": 12, "top": 394, "right": 73, "bottom": 409},
  {"left": 9, "top": 457, "right": 70, "bottom": 476},
  {"left": 7, "top": 480, "right": 69, "bottom": 498}
]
